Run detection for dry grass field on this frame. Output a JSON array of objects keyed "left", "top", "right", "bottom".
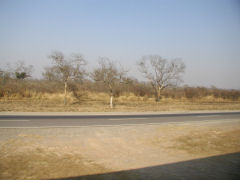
[
  {"left": 1, "top": 91, "right": 240, "bottom": 112},
  {"left": 0, "top": 119, "right": 240, "bottom": 180}
]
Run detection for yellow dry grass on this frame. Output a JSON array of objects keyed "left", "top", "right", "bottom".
[
  {"left": 0, "top": 91, "right": 240, "bottom": 112},
  {"left": 172, "top": 129, "right": 240, "bottom": 154},
  {"left": 0, "top": 141, "right": 109, "bottom": 180}
]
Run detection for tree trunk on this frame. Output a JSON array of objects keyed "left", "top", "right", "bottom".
[
  {"left": 110, "top": 95, "right": 113, "bottom": 108},
  {"left": 64, "top": 81, "right": 67, "bottom": 105},
  {"left": 156, "top": 86, "right": 161, "bottom": 102},
  {"left": 109, "top": 87, "right": 113, "bottom": 108}
]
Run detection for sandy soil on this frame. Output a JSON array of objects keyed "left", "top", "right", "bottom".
[{"left": 0, "top": 119, "right": 240, "bottom": 180}]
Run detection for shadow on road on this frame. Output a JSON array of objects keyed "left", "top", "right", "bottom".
[{"left": 50, "top": 152, "right": 240, "bottom": 180}]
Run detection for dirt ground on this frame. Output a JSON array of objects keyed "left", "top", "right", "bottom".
[{"left": 0, "top": 119, "right": 240, "bottom": 180}]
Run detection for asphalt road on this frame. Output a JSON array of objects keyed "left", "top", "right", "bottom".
[{"left": 0, "top": 112, "right": 240, "bottom": 128}]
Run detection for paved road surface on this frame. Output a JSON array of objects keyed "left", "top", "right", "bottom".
[{"left": 0, "top": 112, "right": 240, "bottom": 128}]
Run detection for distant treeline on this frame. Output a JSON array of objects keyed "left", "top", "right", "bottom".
[
  {"left": 0, "top": 52, "right": 239, "bottom": 103},
  {"left": 0, "top": 77, "right": 239, "bottom": 101}
]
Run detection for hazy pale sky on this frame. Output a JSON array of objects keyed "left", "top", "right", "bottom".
[{"left": 0, "top": 0, "right": 240, "bottom": 89}]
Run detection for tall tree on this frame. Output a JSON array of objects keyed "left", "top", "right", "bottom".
[
  {"left": 43, "top": 51, "right": 87, "bottom": 105},
  {"left": 92, "top": 57, "right": 126, "bottom": 108},
  {"left": 138, "top": 55, "right": 185, "bottom": 101}
]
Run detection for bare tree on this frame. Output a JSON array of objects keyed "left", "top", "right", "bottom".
[
  {"left": 43, "top": 51, "right": 87, "bottom": 105},
  {"left": 91, "top": 57, "right": 126, "bottom": 108},
  {"left": 42, "top": 66, "right": 62, "bottom": 81},
  {"left": 138, "top": 55, "right": 185, "bottom": 101}
]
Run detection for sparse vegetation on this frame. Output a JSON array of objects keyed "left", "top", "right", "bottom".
[{"left": 0, "top": 55, "right": 240, "bottom": 111}]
